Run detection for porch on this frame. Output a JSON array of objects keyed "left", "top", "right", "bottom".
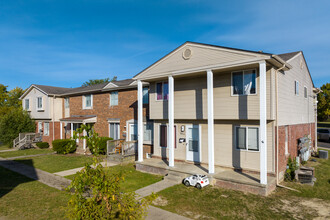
[{"left": 136, "top": 158, "right": 276, "bottom": 196}]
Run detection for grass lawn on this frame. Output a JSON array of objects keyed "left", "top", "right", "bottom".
[
  {"left": 155, "top": 150, "right": 330, "bottom": 219},
  {"left": 0, "top": 166, "right": 69, "bottom": 220},
  {"left": 0, "top": 148, "right": 53, "bottom": 158},
  {"left": 66, "top": 163, "right": 163, "bottom": 192},
  {"left": 0, "top": 144, "right": 10, "bottom": 151},
  {"left": 15, "top": 154, "right": 94, "bottom": 173}
]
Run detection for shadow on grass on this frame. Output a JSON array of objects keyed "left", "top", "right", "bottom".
[{"left": 0, "top": 159, "right": 37, "bottom": 198}]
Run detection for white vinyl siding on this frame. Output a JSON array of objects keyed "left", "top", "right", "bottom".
[
  {"left": 83, "top": 95, "right": 92, "bottom": 109},
  {"left": 235, "top": 126, "right": 259, "bottom": 151},
  {"left": 44, "top": 122, "right": 49, "bottom": 136},
  {"left": 110, "top": 91, "right": 118, "bottom": 106}
]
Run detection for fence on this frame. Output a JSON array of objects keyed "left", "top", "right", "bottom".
[{"left": 107, "top": 139, "right": 137, "bottom": 156}]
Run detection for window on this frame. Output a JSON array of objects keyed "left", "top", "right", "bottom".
[
  {"left": 144, "top": 123, "right": 153, "bottom": 142},
  {"left": 295, "top": 81, "right": 299, "bottom": 95},
  {"left": 304, "top": 86, "right": 307, "bottom": 98},
  {"left": 64, "top": 98, "right": 69, "bottom": 108},
  {"left": 37, "top": 97, "right": 43, "bottom": 110},
  {"left": 159, "top": 125, "right": 176, "bottom": 148},
  {"left": 232, "top": 70, "right": 256, "bottom": 95},
  {"left": 83, "top": 95, "right": 92, "bottom": 109},
  {"left": 109, "top": 123, "right": 120, "bottom": 140},
  {"left": 235, "top": 126, "right": 259, "bottom": 151},
  {"left": 156, "top": 82, "right": 168, "bottom": 100},
  {"left": 44, "top": 122, "right": 49, "bottom": 136},
  {"left": 130, "top": 124, "right": 137, "bottom": 141},
  {"left": 110, "top": 91, "right": 118, "bottom": 106},
  {"left": 143, "top": 87, "right": 149, "bottom": 104},
  {"left": 25, "top": 99, "right": 29, "bottom": 110},
  {"left": 38, "top": 122, "right": 43, "bottom": 133}
]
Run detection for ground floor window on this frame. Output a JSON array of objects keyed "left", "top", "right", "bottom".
[
  {"left": 44, "top": 122, "right": 49, "bottom": 136},
  {"left": 109, "top": 123, "right": 120, "bottom": 140},
  {"left": 144, "top": 123, "right": 153, "bottom": 142},
  {"left": 38, "top": 122, "right": 43, "bottom": 133},
  {"left": 159, "top": 124, "right": 176, "bottom": 148},
  {"left": 235, "top": 126, "right": 259, "bottom": 151}
]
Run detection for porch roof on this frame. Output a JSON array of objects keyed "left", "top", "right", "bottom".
[{"left": 59, "top": 115, "right": 97, "bottom": 123}]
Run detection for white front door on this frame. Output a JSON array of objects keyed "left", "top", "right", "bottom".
[{"left": 186, "top": 125, "right": 201, "bottom": 162}]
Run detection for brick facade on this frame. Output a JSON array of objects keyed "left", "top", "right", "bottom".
[
  {"left": 35, "top": 121, "right": 61, "bottom": 146},
  {"left": 276, "top": 122, "right": 315, "bottom": 181},
  {"left": 68, "top": 89, "right": 148, "bottom": 140}
]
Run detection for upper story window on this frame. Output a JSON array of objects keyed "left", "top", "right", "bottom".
[
  {"left": 236, "top": 126, "right": 259, "bottom": 151},
  {"left": 83, "top": 94, "right": 92, "bottom": 109},
  {"left": 232, "top": 70, "right": 256, "bottom": 95},
  {"left": 64, "top": 98, "right": 69, "bottom": 108},
  {"left": 156, "top": 82, "right": 168, "bottom": 101},
  {"left": 37, "top": 97, "right": 43, "bottom": 110},
  {"left": 295, "top": 81, "right": 299, "bottom": 95},
  {"left": 24, "top": 99, "right": 30, "bottom": 110},
  {"left": 304, "top": 86, "right": 307, "bottom": 98},
  {"left": 110, "top": 91, "right": 118, "bottom": 106},
  {"left": 143, "top": 87, "right": 149, "bottom": 104}
]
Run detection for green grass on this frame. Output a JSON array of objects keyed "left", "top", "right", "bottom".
[
  {"left": 156, "top": 151, "right": 330, "bottom": 219},
  {"left": 66, "top": 163, "right": 163, "bottom": 192},
  {"left": 0, "top": 166, "right": 69, "bottom": 220},
  {"left": 0, "top": 144, "right": 10, "bottom": 151},
  {"left": 15, "top": 154, "right": 94, "bottom": 173},
  {"left": 0, "top": 148, "right": 53, "bottom": 158}
]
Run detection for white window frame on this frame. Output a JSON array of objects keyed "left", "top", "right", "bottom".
[
  {"left": 36, "top": 97, "right": 43, "bottom": 111},
  {"left": 110, "top": 91, "right": 118, "bottom": 106},
  {"left": 38, "top": 122, "right": 43, "bottom": 133},
  {"left": 231, "top": 69, "right": 257, "bottom": 96},
  {"left": 234, "top": 125, "right": 259, "bottom": 152},
  {"left": 83, "top": 94, "right": 93, "bottom": 109},
  {"left": 24, "top": 99, "right": 30, "bottom": 110},
  {"left": 44, "top": 122, "right": 49, "bottom": 136},
  {"left": 295, "top": 80, "right": 299, "bottom": 96},
  {"left": 304, "top": 86, "right": 307, "bottom": 99},
  {"left": 64, "top": 97, "right": 70, "bottom": 109},
  {"left": 144, "top": 122, "right": 153, "bottom": 143},
  {"left": 108, "top": 122, "right": 120, "bottom": 140},
  {"left": 155, "top": 81, "right": 169, "bottom": 101}
]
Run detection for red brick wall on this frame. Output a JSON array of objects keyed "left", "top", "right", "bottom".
[
  {"left": 35, "top": 121, "right": 61, "bottom": 147},
  {"left": 69, "top": 89, "right": 148, "bottom": 139},
  {"left": 276, "top": 123, "right": 315, "bottom": 179}
]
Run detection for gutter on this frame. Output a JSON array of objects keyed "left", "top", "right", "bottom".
[{"left": 271, "top": 55, "right": 292, "bottom": 69}]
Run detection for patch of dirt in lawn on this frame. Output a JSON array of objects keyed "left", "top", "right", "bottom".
[
  {"left": 152, "top": 196, "right": 168, "bottom": 206},
  {"left": 278, "top": 198, "right": 329, "bottom": 219}
]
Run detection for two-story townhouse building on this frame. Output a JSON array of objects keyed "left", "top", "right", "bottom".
[
  {"left": 133, "top": 42, "right": 317, "bottom": 192},
  {"left": 20, "top": 85, "right": 72, "bottom": 144}
]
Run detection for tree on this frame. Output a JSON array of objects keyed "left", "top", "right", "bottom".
[
  {"left": 66, "top": 124, "right": 155, "bottom": 219},
  {"left": 82, "top": 76, "right": 117, "bottom": 87},
  {"left": 0, "top": 85, "right": 24, "bottom": 117},
  {"left": 0, "top": 108, "right": 35, "bottom": 146},
  {"left": 317, "top": 83, "right": 330, "bottom": 121}
]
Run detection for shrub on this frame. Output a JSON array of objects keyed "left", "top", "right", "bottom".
[
  {"left": 36, "top": 142, "right": 49, "bottom": 149},
  {"left": 89, "top": 137, "right": 113, "bottom": 155},
  {"left": 0, "top": 108, "right": 35, "bottom": 147},
  {"left": 52, "top": 139, "right": 76, "bottom": 154},
  {"left": 284, "top": 157, "right": 299, "bottom": 181}
]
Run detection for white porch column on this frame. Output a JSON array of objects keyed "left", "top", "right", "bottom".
[
  {"left": 168, "top": 75, "right": 175, "bottom": 167},
  {"left": 259, "top": 61, "right": 267, "bottom": 185},
  {"left": 70, "top": 123, "right": 73, "bottom": 138},
  {"left": 137, "top": 80, "right": 144, "bottom": 162},
  {"left": 207, "top": 70, "right": 215, "bottom": 174},
  {"left": 83, "top": 122, "right": 86, "bottom": 150},
  {"left": 60, "top": 122, "right": 63, "bottom": 139}
]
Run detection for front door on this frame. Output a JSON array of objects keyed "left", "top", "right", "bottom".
[{"left": 186, "top": 125, "right": 200, "bottom": 162}]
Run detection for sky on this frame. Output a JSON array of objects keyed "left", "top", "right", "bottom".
[{"left": 0, "top": 0, "right": 329, "bottom": 90}]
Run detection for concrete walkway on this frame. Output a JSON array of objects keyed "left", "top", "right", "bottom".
[
  {"left": 6, "top": 152, "right": 55, "bottom": 160},
  {"left": 53, "top": 161, "right": 118, "bottom": 176},
  {"left": 0, "top": 149, "right": 17, "bottom": 153},
  {"left": 135, "top": 179, "right": 178, "bottom": 198}
]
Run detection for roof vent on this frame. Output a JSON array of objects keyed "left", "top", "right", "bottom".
[
  {"left": 182, "top": 48, "right": 192, "bottom": 60},
  {"left": 258, "top": 50, "right": 263, "bottom": 53}
]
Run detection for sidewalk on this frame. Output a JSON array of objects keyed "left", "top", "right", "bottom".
[{"left": 53, "top": 161, "right": 118, "bottom": 176}]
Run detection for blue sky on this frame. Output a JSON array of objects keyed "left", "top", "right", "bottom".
[{"left": 0, "top": 0, "right": 329, "bottom": 90}]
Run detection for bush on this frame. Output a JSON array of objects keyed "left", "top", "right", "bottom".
[
  {"left": 285, "top": 157, "right": 299, "bottom": 181},
  {"left": 89, "top": 137, "right": 113, "bottom": 155},
  {"left": 52, "top": 139, "right": 76, "bottom": 154},
  {"left": 36, "top": 142, "right": 49, "bottom": 149},
  {"left": 0, "top": 108, "right": 35, "bottom": 147}
]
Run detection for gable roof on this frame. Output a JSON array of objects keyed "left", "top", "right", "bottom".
[
  {"left": 277, "top": 51, "right": 301, "bottom": 61},
  {"left": 19, "top": 84, "right": 73, "bottom": 99}
]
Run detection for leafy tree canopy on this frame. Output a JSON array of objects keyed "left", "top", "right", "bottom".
[
  {"left": 82, "top": 76, "right": 117, "bottom": 87},
  {"left": 0, "top": 84, "right": 24, "bottom": 108},
  {"left": 317, "top": 83, "right": 330, "bottom": 121}
]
